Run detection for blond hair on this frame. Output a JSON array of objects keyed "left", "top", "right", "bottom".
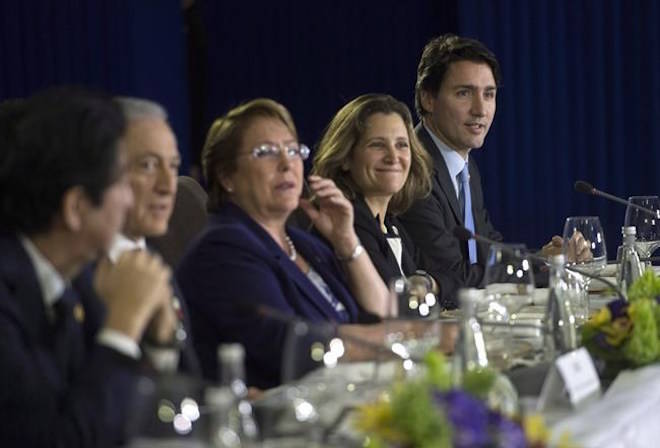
[{"left": 313, "top": 94, "right": 431, "bottom": 214}]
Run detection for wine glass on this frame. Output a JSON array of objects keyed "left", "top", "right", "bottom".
[
  {"left": 562, "top": 216, "right": 607, "bottom": 321},
  {"left": 385, "top": 276, "right": 443, "bottom": 371},
  {"left": 481, "top": 244, "right": 535, "bottom": 369},
  {"left": 624, "top": 196, "right": 660, "bottom": 261},
  {"left": 274, "top": 321, "right": 349, "bottom": 442}
]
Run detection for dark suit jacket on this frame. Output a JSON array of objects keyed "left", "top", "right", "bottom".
[
  {"left": 176, "top": 202, "right": 360, "bottom": 389},
  {"left": 400, "top": 124, "right": 503, "bottom": 307},
  {"left": 0, "top": 233, "right": 140, "bottom": 447},
  {"left": 352, "top": 195, "right": 418, "bottom": 283}
]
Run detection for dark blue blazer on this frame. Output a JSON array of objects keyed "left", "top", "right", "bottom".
[
  {"left": 0, "top": 233, "right": 140, "bottom": 447},
  {"left": 176, "top": 202, "right": 360, "bottom": 389}
]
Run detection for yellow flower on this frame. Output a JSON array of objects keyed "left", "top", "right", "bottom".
[
  {"left": 600, "top": 318, "right": 633, "bottom": 346},
  {"left": 588, "top": 306, "right": 612, "bottom": 328},
  {"left": 523, "top": 413, "right": 549, "bottom": 444}
]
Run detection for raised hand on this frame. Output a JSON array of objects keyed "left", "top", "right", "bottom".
[
  {"left": 541, "top": 235, "right": 564, "bottom": 257},
  {"left": 299, "top": 174, "right": 359, "bottom": 257},
  {"left": 564, "top": 230, "right": 593, "bottom": 263}
]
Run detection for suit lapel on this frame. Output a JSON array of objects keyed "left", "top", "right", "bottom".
[
  {"left": 0, "top": 234, "right": 69, "bottom": 389},
  {"left": 279, "top": 236, "right": 343, "bottom": 321},
  {"left": 416, "top": 125, "right": 463, "bottom": 224},
  {"left": 218, "top": 204, "right": 343, "bottom": 321},
  {"left": 0, "top": 235, "right": 51, "bottom": 344}
]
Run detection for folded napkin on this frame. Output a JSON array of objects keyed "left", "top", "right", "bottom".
[{"left": 550, "top": 364, "right": 660, "bottom": 447}]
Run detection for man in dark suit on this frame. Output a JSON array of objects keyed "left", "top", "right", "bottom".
[
  {"left": 0, "top": 89, "right": 174, "bottom": 447},
  {"left": 110, "top": 97, "right": 200, "bottom": 376},
  {"left": 400, "top": 35, "right": 562, "bottom": 308}
]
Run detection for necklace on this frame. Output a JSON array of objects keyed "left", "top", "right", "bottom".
[{"left": 284, "top": 234, "right": 297, "bottom": 261}]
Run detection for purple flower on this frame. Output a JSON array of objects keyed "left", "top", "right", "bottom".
[
  {"left": 594, "top": 332, "right": 617, "bottom": 351},
  {"left": 607, "top": 299, "right": 629, "bottom": 319},
  {"left": 432, "top": 390, "right": 489, "bottom": 447},
  {"left": 433, "top": 389, "right": 526, "bottom": 448},
  {"left": 488, "top": 410, "right": 527, "bottom": 448}
]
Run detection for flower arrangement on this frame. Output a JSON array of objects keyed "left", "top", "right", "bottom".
[
  {"left": 353, "top": 352, "right": 556, "bottom": 448},
  {"left": 581, "top": 270, "right": 660, "bottom": 371}
]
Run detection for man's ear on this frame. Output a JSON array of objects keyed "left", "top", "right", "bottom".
[
  {"left": 61, "top": 186, "right": 87, "bottom": 232},
  {"left": 420, "top": 90, "right": 436, "bottom": 115}
]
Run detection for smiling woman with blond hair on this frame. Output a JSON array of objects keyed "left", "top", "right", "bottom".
[{"left": 314, "top": 94, "right": 453, "bottom": 294}]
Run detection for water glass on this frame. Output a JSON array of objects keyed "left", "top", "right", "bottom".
[{"left": 624, "top": 196, "right": 660, "bottom": 260}]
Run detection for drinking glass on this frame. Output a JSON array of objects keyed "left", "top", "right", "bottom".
[
  {"left": 624, "top": 196, "right": 660, "bottom": 260},
  {"left": 385, "top": 276, "right": 443, "bottom": 371},
  {"left": 562, "top": 216, "right": 607, "bottom": 321},
  {"left": 481, "top": 244, "right": 535, "bottom": 369},
  {"left": 275, "top": 321, "right": 348, "bottom": 443}
]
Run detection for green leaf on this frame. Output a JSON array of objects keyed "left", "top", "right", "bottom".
[
  {"left": 622, "top": 299, "right": 659, "bottom": 365},
  {"left": 462, "top": 367, "right": 497, "bottom": 400}
]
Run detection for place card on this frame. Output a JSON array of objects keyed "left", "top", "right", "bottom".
[{"left": 537, "top": 347, "right": 601, "bottom": 411}]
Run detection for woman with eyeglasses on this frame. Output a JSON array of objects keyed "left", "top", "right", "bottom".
[{"left": 176, "top": 98, "right": 388, "bottom": 388}]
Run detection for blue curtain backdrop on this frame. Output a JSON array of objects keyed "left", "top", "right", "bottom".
[
  {"left": 457, "top": 0, "right": 660, "bottom": 254},
  {"left": 0, "top": 0, "right": 191, "bottom": 171},
  {"left": 199, "top": 0, "right": 457, "bottom": 165},
  {"left": 2, "top": 0, "right": 659, "bottom": 256}
]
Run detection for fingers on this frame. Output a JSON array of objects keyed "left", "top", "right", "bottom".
[
  {"left": 566, "top": 231, "right": 593, "bottom": 263},
  {"left": 540, "top": 235, "right": 564, "bottom": 257},
  {"left": 307, "top": 175, "right": 348, "bottom": 205},
  {"left": 95, "top": 250, "right": 173, "bottom": 341},
  {"left": 146, "top": 299, "right": 178, "bottom": 345},
  {"left": 299, "top": 198, "right": 320, "bottom": 221}
]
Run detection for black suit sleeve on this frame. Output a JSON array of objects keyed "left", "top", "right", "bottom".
[
  {"left": 399, "top": 193, "right": 476, "bottom": 308},
  {"left": 0, "top": 303, "right": 139, "bottom": 448},
  {"left": 469, "top": 160, "right": 503, "bottom": 248}
]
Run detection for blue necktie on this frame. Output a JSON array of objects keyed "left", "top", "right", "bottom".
[
  {"left": 459, "top": 165, "right": 477, "bottom": 264},
  {"left": 52, "top": 287, "right": 84, "bottom": 380}
]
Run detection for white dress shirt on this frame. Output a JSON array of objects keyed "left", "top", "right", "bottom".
[{"left": 424, "top": 123, "right": 469, "bottom": 199}]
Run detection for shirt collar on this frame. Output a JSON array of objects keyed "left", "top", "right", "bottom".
[
  {"left": 19, "top": 235, "right": 66, "bottom": 309},
  {"left": 423, "top": 122, "right": 468, "bottom": 179},
  {"left": 108, "top": 233, "right": 147, "bottom": 263}
]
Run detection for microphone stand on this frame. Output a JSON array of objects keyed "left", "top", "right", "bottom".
[{"left": 574, "top": 180, "right": 660, "bottom": 219}]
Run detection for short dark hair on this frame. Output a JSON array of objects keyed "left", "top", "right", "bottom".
[
  {"left": 0, "top": 88, "right": 126, "bottom": 234},
  {"left": 414, "top": 34, "right": 501, "bottom": 119}
]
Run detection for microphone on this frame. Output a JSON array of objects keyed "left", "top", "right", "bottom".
[
  {"left": 574, "top": 180, "right": 659, "bottom": 218},
  {"left": 452, "top": 226, "right": 627, "bottom": 301}
]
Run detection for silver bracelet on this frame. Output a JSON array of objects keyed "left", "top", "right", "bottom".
[{"left": 337, "top": 243, "right": 364, "bottom": 262}]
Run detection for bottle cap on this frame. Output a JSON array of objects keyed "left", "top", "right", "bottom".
[
  {"left": 621, "top": 226, "right": 636, "bottom": 236},
  {"left": 217, "top": 343, "right": 245, "bottom": 364},
  {"left": 549, "top": 254, "right": 565, "bottom": 266}
]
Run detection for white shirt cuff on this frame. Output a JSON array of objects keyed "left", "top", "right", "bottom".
[{"left": 97, "top": 328, "right": 142, "bottom": 359}]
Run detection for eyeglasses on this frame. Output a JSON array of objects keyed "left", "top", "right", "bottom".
[{"left": 244, "top": 143, "right": 310, "bottom": 161}]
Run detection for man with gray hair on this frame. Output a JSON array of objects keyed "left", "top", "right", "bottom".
[{"left": 109, "top": 97, "right": 199, "bottom": 374}]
